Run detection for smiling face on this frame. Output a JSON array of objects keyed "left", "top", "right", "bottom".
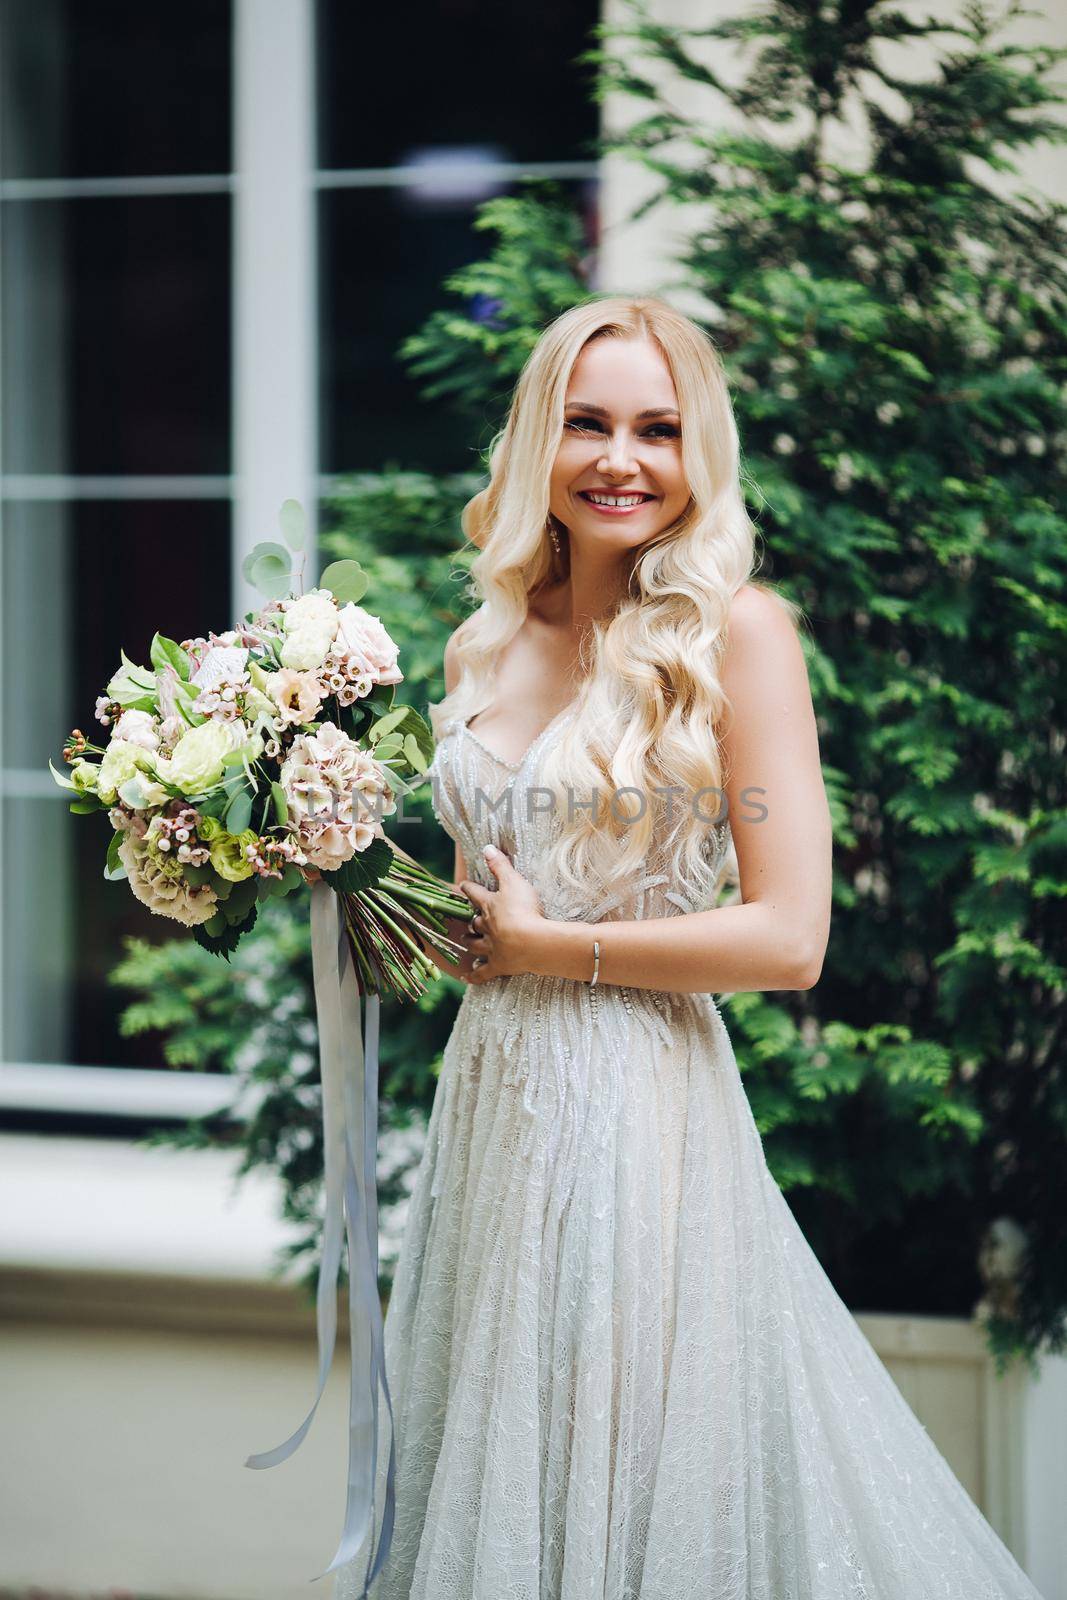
[{"left": 549, "top": 335, "right": 691, "bottom": 553}]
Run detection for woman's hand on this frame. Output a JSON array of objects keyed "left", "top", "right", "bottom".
[{"left": 459, "top": 844, "right": 549, "bottom": 984}]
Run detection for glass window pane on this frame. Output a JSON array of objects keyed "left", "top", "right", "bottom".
[
  {"left": 1, "top": 195, "right": 231, "bottom": 475},
  {"left": 318, "top": 178, "right": 599, "bottom": 473},
  {"left": 316, "top": 0, "right": 600, "bottom": 169},
  {"left": 0, "top": 0, "right": 233, "bottom": 180},
  {"left": 1, "top": 497, "right": 232, "bottom": 1068}
]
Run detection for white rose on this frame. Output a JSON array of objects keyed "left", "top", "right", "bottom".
[
  {"left": 334, "top": 604, "right": 404, "bottom": 685},
  {"left": 285, "top": 590, "right": 338, "bottom": 632},
  {"left": 280, "top": 620, "right": 337, "bottom": 670},
  {"left": 112, "top": 709, "right": 160, "bottom": 752},
  {"left": 153, "top": 719, "right": 244, "bottom": 795}
]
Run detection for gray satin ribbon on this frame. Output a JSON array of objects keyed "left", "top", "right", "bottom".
[{"left": 245, "top": 880, "right": 396, "bottom": 1590}]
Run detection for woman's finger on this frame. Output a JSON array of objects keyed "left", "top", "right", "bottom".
[{"left": 459, "top": 879, "right": 490, "bottom": 912}]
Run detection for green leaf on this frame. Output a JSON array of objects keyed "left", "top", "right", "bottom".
[
  {"left": 318, "top": 559, "right": 369, "bottom": 605},
  {"left": 224, "top": 789, "right": 253, "bottom": 835},
  {"left": 368, "top": 705, "right": 411, "bottom": 741},
  {"left": 366, "top": 703, "right": 433, "bottom": 772},
  {"left": 49, "top": 756, "right": 76, "bottom": 792},
  {"left": 222, "top": 876, "right": 259, "bottom": 923},
  {"left": 192, "top": 903, "right": 258, "bottom": 959},
  {"left": 403, "top": 732, "right": 428, "bottom": 773},
  {"left": 105, "top": 829, "right": 127, "bottom": 881},
  {"left": 106, "top": 647, "right": 158, "bottom": 710},
  {"left": 321, "top": 836, "right": 393, "bottom": 895},
  {"left": 243, "top": 541, "right": 295, "bottom": 600},
  {"left": 271, "top": 781, "right": 289, "bottom": 825},
  {"left": 278, "top": 498, "right": 306, "bottom": 551},
  {"left": 150, "top": 632, "right": 192, "bottom": 681},
  {"left": 69, "top": 798, "right": 100, "bottom": 815}
]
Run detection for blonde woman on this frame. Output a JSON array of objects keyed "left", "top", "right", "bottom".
[{"left": 335, "top": 298, "right": 1044, "bottom": 1599}]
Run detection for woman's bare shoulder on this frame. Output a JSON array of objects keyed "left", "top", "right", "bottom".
[
  {"left": 726, "top": 580, "right": 801, "bottom": 635},
  {"left": 720, "top": 581, "right": 810, "bottom": 707}
]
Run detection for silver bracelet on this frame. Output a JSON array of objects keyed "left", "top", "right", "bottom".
[{"left": 589, "top": 939, "right": 600, "bottom": 986}]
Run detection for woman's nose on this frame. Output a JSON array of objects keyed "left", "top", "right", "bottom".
[{"left": 598, "top": 432, "right": 639, "bottom": 473}]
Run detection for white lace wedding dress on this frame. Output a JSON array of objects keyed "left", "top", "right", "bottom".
[{"left": 334, "top": 705, "right": 1045, "bottom": 1600}]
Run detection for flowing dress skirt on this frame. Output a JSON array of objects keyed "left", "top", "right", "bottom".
[{"left": 332, "top": 974, "right": 1045, "bottom": 1600}]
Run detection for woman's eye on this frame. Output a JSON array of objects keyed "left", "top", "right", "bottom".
[{"left": 564, "top": 418, "right": 679, "bottom": 439}]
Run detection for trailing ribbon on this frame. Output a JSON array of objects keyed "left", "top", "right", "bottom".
[{"left": 245, "top": 881, "right": 396, "bottom": 1591}]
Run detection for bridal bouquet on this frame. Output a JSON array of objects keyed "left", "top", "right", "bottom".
[
  {"left": 50, "top": 502, "right": 468, "bottom": 996},
  {"left": 50, "top": 501, "right": 468, "bottom": 1589}
]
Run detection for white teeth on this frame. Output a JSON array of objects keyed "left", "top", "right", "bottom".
[{"left": 585, "top": 492, "right": 647, "bottom": 506}]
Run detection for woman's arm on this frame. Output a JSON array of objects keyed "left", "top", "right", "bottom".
[{"left": 524, "top": 586, "right": 833, "bottom": 994}]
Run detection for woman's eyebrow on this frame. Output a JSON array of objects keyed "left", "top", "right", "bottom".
[{"left": 565, "top": 401, "right": 681, "bottom": 420}]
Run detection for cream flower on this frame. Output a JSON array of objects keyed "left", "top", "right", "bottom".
[
  {"left": 117, "top": 832, "right": 220, "bottom": 926},
  {"left": 153, "top": 719, "right": 246, "bottom": 795},
  {"left": 334, "top": 604, "right": 404, "bottom": 685},
  {"left": 266, "top": 667, "right": 326, "bottom": 727},
  {"left": 70, "top": 759, "right": 101, "bottom": 794},
  {"left": 285, "top": 590, "right": 338, "bottom": 631},
  {"left": 112, "top": 709, "right": 160, "bottom": 752},
  {"left": 279, "top": 719, "right": 396, "bottom": 872},
  {"left": 97, "top": 739, "right": 149, "bottom": 805},
  {"left": 280, "top": 590, "right": 339, "bottom": 670},
  {"left": 280, "top": 622, "right": 337, "bottom": 671}
]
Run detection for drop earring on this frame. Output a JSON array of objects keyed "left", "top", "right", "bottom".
[{"left": 547, "top": 517, "right": 562, "bottom": 558}]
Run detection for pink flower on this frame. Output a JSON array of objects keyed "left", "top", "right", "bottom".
[
  {"left": 266, "top": 667, "right": 327, "bottom": 728},
  {"left": 334, "top": 605, "right": 404, "bottom": 686}
]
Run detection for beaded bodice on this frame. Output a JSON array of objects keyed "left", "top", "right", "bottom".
[{"left": 426, "top": 706, "right": 732, "bottom": 930}]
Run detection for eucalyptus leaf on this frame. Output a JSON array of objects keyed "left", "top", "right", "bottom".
[
  {"left": 278, "top": 498, "right": 306, "bottom": 551},
  {"left": 241, "top": 540, "right": 292, "bottom": 583},
  {"left": 271, "top": 781, "right": 289, "bottom": 825},
  {"left": 318, "top": 558, "right": 369, "bottom": 605},
  {"left": 248, "top": 554, "right": 293, "bottom": 601}
]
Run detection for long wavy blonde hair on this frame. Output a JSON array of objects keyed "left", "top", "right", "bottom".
[{"left": 431, "top": 294, "right": 795, "bottom": 910}]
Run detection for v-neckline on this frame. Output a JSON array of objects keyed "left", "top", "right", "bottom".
[{"left": 459, "top": 700, "right": 576, "bottom": 774}]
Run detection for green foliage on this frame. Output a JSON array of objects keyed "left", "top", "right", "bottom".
[
  {"left": 574, "top": 0, "right": 1067, "bottom": 1370},
  {"left": 399, "top": 177, "right": 593, "bottom": 445}
]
